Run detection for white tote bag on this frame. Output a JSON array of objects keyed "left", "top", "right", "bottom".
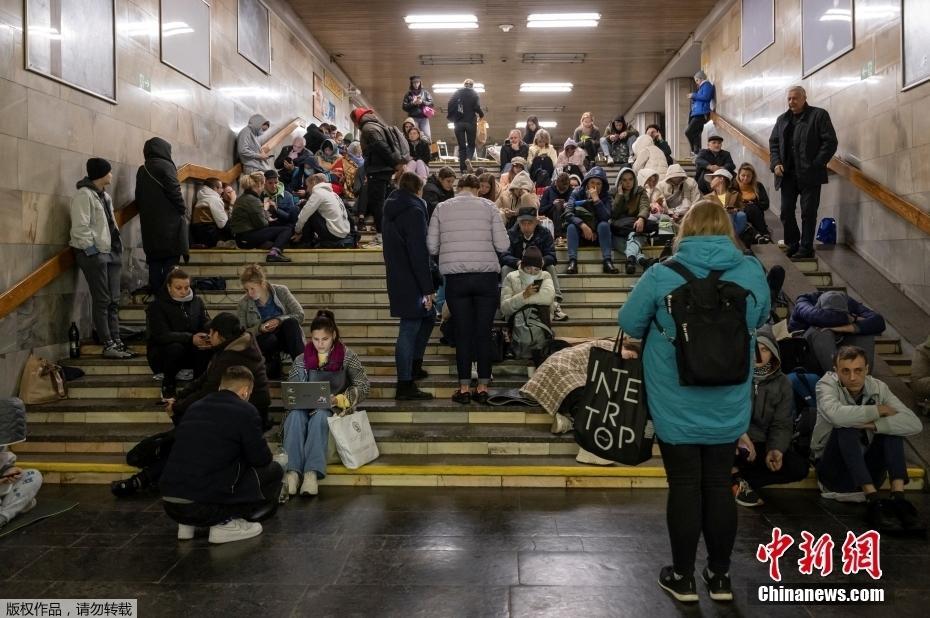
[{"left": 327, "top": 410, "right": 379, "bottom": 469}]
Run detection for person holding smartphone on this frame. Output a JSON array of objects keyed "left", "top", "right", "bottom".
[
  {"left": 0, "top": 399, "right": 42, "bottom": 530},
  {"left": 499, "top": 247, "right": 555, "bottom": 365}
]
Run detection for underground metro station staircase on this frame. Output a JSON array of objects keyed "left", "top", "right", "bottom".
[{"left": 10, "top": 162, "right": 925, "bottom": 490}]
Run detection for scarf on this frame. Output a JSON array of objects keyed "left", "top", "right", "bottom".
[
  {"left": 303, "top": 340, "right": 346, "bottom": 372},
  {"left": 348, "top": 153, "right": 364, "bottom": 167},
  {"left": 318, "top": 149, "right": 338, "bottom": 164},
  {"left": 171, "top": 289, "right": 194, "bottom": 303},
  {"left": 754, "top": 360, "right": 776, "bottom": 379}
]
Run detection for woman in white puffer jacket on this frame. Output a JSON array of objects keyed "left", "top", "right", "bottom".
[{"left": 631, "top": 134, "right": 669, "bottom": 177}]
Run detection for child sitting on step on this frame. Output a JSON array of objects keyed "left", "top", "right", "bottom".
[{"left": 0, "top": 398, "right": 43, "bottom": 530}]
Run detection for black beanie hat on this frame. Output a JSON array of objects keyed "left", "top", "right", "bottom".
[
  {"left": 521, "top": 246, "right": 544, "bottom": 269},
  {"left": 86, "top": 157, "right": 111, "bottom": 180}
]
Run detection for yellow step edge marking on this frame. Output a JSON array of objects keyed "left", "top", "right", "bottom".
[{"left": 17, "top": 461, "right": 927, "bottom": 479}]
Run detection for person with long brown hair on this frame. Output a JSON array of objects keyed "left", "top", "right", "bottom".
[
  {"left": 619, "top": 200, "right": 770, "bottom": 603},
  {"left": 736, "top": 162, "right": 772, "bottom": 243}
]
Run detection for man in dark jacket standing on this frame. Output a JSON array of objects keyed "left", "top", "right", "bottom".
[
  {"left": 352, "top": 108, "right": 405, "bottom": 246},
  {"left": 402, "top": 75, "right": 434, "bottom": 140},
  {"left": 769, "top": 86, "right": 838, "bottom": 259},
  {"left": 383, "top": 173, "right": 435, "bottom": 401},
  {"left": 160, "top": 365, "right": 282, "bottom": 544},
  {"left": 447, "top": 79, "right": 485, "bottom": 174},
  {"left": 136, "top": 137, "right": 189, "bottom": 292}
]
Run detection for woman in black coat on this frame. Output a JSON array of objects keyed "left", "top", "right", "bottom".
[
  {"left": 382, "top": 173, "right": 436, "bottom": 401},
  {"left": 422, "top": 167, "right": 456, "bottom": 220},
  {"left": 146, "top": 268, "right": 213, "bottom": 400},
  {"left": 135, "top": 137, "right": 189, "bottom": 292}
]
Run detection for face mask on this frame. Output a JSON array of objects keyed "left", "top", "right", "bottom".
[{"left": 519, "top": 270, "right": 536, "bottom": 286}]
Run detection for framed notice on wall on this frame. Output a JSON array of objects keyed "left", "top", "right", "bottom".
[
  {"left": 25, "top": 0, "right": 117, "bottom": 103},
  {"left": 160, "top": 0, "right": 211, "bottom": 88},
  {"left": 801, "top": 0, "right": 855, "bottom": 78},
  {"left": 741, "top": 0, "right": 775, "bottom": 66},
  {"left": 237, "top": 0, "right": 271, "bottom": 74},
  {"left": 313, "top": 73, "right": 324, "bottom": 121},
  {"left": 902, "top": 0, "right": 930, "bottom": 91}
]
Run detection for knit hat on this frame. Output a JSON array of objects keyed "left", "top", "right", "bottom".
[
  {"left": 510, "top": 156, "right": 527, "bottom": 168},
  {"left": 351, "top": 108, "right": 373, "bottom": 125},
  {"left": 694, "top": 70, "right": 707, "bottom": 81},
  {"left": 206, "top": 312, "right": 245, "bottom": 341},
  {"left": 521, "top": 246, "right": 543, "bottom": 269},
  {"left": 817, "top": 291, "right": 849, "bottom": 315},
  {"left": 516, "top": 206, "right": 538, "bottom": 223},
  {"left": 264, "top": 169, "right": 278, "bottom": 179},
  {"left": 0, "top": 398, "right": 26, "bottom": 446},
  {"left": 86, "top": 157, "right": 111, "bottom": 180}
]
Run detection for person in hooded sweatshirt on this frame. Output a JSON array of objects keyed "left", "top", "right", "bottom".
[
  {"left": 564, "top": 166, "right": 617, "bottom": 275},
  {"left": 658, "top": 164, "right": 703, "bottom": 222},
  {"left": 495, "top": 170, "right": 538, "bottom": 227},
  {"left": 70, "top": 157, "right": 134, "bottom": 359},
  {"left": 314, "top": 138, "right": 343, "bottom": 184},
  {"left": 631, "top": 134, "right": 669, "bottom": 177},
  {"left": 611, "top": 167, "right": 657, "bottom": 275},
  {"left": 237, "top": 114, "right": 274, "bottom": 173},
  {"left": 136, "top": 137, "right": 189, "bottom": 293},
  {"left": 294, "top": 174, "right": 352, "bottom": 248},
  {"left": 539, "top": 172, "right": 573, "bottom": 240},
  {"left": 732, "top": 326, "right": 810, "bottom": 508},
  {"left": 303, "top": 124, "right": 327, "bottom": 155},
  {"left": 600, "top": 115, "right": 639, "bottom": 165},
  {"left": 191, "top": 177, "right": 233, "bottom": 248},
  {"left": 556, "top": 138, "right": 588, "bottom": 175},
  {"left": 619, "top": 200, "right": 770, "bottom": 603},
  {"left": 401, "top": 75, "right": 434, "bottom": 139}
]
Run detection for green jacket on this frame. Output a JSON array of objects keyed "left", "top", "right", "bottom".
[
  {"left": 611, "top": 186, "right": 649, "bottom": 220},
  {"left": 228, "top": 191, "right": 267, "bottom": 236}
]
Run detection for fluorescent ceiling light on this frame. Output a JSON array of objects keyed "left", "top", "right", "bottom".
[
  {"left": 433, "top": 82, "right": 485, "bottom": 93},
  {"left": 522, "top": 52, "right": 586, "bottom": 64},
  {"left": 527, "top": 13, "right": 600, "bottom": 28},
  {"left": 515, "top": 121, "right": 557, "bottom": 128},
  {"left": 405, "top": 14, "right": 478, "bottom": 29},
  {"left": 520, "top": 82, "right": 573, "bottom": 92},
  {"left": 517, "top": 105, "right": 566, "bottom": 113},
  {"left": 420, "top": 54, "right": 484, "bottom": 65}
]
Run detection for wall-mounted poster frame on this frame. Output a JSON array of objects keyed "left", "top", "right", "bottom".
[
  {"left": 313, "top": 73, "right": 324, "bottom": 121},
  {"left": 801, "top": 0, "right": 855, "bottom": 78},
  {"left": 237, "top": 0, "right": 271, "bottom": 74},
  {"left": 741, "top": 0, "right": 775, "bottom": 66},
  {"left": 160, "top": 0, "right": 212, "bottom": 88},
  {"left": 902, "top": 0, "right": 930, "bottom": 91},
  {"left": 24, "top": 0, "right": 117, "bottom": 103}
]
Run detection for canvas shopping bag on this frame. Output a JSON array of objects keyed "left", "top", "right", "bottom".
[
  {"left": 573, "top": 331, "right": 654, "bottom": 465},
  {"left": 19, "top": 354, "right": 67, "bottom": 405},
  {"left": 327, "top": 410, "right": 379, "bottom": 469}
]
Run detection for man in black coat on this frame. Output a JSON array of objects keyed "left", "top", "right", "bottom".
[
  {"left": 769, "top": 86, "right": 838, "bottom": 259},
  {"left": 304, "top": 124, "right": 327, "bottom": 155},
  {"left": 694, "top": 135, "right": 736, "bottom": 194},
  {"left": 500, "top": 207, "right": 567, "bottom": 321},
  {"left": 383, "top": 173, "right": 435, "bottom": 401},
  {"left": 352, "top": 108, "right": 405, "bottom": 244},
  {"left": 135, "top": 137, "right": 189, "bottom": 292},
  {"left": 447, "top": 79, "right": 485, "bottom": 174},
  {"left": 160, "top": 365, "right": 282, "bottom": 544}
]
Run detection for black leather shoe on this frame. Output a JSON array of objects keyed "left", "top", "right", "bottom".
[
  {"left": 785, "top": 244, "right": 799, "bottom": 258},
  {"left": 412, "top": 360, "right": 429, "bottom": 381},
  {"left": 451, "top": 390, "right": 471, "bottom": 404},
  {"left": 603, "top": 259, "right": 619, "bottom": 274},
  {"left": 792, "top": 248, "right": 816, "bottom": 260},
  {"left": 566, "top": 259, "right": 578, "bottom": 274},
  {"left": 395, "top": 381, "right": 434, "bottom": 401},
  {"left": 624, "top": 257, "right": 637, "bottom": 275},
  {"left": 474, "top": 391, "right": 490, "bottom": 405}
]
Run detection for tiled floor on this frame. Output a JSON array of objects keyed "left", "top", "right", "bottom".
[{"left": 1, "top": 486, "right": 928, "bottom": 617}]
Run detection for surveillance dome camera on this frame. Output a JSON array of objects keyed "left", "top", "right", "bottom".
[
  {"left": 498, "top": 23, "right": 514, "bottom": 33},
  {"left": 500, "top": 57, "right": 508, "bottom": 63}
]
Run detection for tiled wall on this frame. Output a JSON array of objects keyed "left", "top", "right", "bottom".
[
  {"left": 701, "top": 0, "right": 930, "bottom": 307},
  {"left": 0, "top": 0, "right": 356, "bottom": 396}
]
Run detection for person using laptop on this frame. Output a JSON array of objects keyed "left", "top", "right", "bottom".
[{"left": 281, "top": 310, "right": 370, "bottom": 497}]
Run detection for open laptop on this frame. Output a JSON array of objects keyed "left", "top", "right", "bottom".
[{"left": 281, "top": 382, "right": 332, "bottom": 410}]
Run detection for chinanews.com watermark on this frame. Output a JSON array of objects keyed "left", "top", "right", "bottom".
[{"left": 751, "top": 526, "right": 889, "bottom": 605}]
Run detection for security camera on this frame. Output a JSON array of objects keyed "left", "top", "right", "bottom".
[
  {"left": 499, "top": 24, "right": 514, "bottom": 32},
  {"left": 500, "top": 57, "right": 508, "bottom": 63}
]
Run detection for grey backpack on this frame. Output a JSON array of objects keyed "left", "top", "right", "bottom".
[{"left": 509, "top": 305, "right": 553, "bottom": 359}]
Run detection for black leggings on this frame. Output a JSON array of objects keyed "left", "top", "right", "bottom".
[
  {"left": 256, "top": 318, "right": 305, "bottom": 378},
  {"left": 235, "top": 225, "right": 293, "bottom": 251},
  {"left": 743, "top": 203, "right": 770, "bottom": 235},
  {"left": 659, "top": 440, "right": 738, "bottom": 576},
  {"left": 685, "top": 114, "right": 709, "bottom": 153},
  {"left": 162, "top": 462, "right": 283, "bottom": 527},
  {"left": 454, "top": 121, "right": 477, "bottom": 172},
  {"left": 445, "top": 272, "right": 499, "bottom": 383}
]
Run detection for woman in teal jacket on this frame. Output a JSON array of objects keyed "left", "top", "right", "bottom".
[{"left": 618, "top": 199, "right": 770, "bottom": 603}]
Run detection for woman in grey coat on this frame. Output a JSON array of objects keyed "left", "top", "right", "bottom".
[
  {"left": 427, "top": 174, "right": 509, "bottom": 404},
  {"left": 237, "top": 264, "right": 305, "bottom": 379}
]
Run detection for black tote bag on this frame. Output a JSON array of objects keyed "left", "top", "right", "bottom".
[{"left": 573, "top": 332, "right": 654, "bottom": 465}]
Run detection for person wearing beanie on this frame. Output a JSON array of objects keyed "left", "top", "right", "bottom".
[
  {"left": 0, "top": 398, "right": 43, "bottom": 529},
  {"left": 401, "top": 75, "right": 434, "bottom": 139},
  {"left": 685, "top": 69, "right": 716, "bottom": 156},
  {"left": 732, "top": 328, "right": 809, "bottom": 507},
  {"left": 500, "top": 245, "right": 556, "bottom": 365},
  {"left": 500, "top": 206, "right": 567, "bottom": 321},
  {"left": 70, "top": 157, "right": 134, "bottom": 359},
  {"left": 353, "top": 107, "right": 404, "bottom": 246}
]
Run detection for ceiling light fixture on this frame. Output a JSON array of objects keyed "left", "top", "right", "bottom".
[
  {"left": 515, "top": 121, "right": 557, "bottom": 128},
  {"left": 498, "top": 24, "right": 514, "bottom": 32},
  {"left": 405, "top": 14, "right": 478, "bottom": 29},
  {"left": 522, "top": 52, "right": 586, "bottom": 64},
  {"left": 433, "top": 82, "right": 485, "bottom": 93},
  {"left": 516, "top": 105, "right": 566, "bottom": 113},
  {"left": 526, "top": 13, "right": 600, "bottom": 28},
  {"left": 519, "top": 82, "right": 573, "bottom": 92},
  {"left": 419, "top": 54, "right": 484, "bottom": 65}
]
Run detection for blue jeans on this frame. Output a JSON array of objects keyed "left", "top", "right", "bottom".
[
  {"left": 396, "top": 314, "right": 435, "bottom": 381},
  {"left": 816, "top": 428, "right": 908, "bottom": 492},
  {"left": 730, "top": 211, "right": 748, "bottom": 235},
  {"left": 283, "top": 408, "right": 332, "bottom": 478},
  {"left": 566, "top": 220, "right": 612, "bottom": 260}
]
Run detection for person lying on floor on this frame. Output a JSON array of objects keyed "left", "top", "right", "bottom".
[
  {"left": 0, "top": 398, "right": 42, "bottom": 530},
  {"left": 813, "top": 345, "right": 923, "bottom": 531},
  {"left": 160, "top": 365, "right": 283, "bottom": 544}
]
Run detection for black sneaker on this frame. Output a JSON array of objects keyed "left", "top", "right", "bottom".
[
  {"left": 734, "top": 478, "right": 764, "bottom": 507},
  {"left": 624, "top": 257, "right": 637, "bottom": 275},
  {"left": 889, "top": 496, "right": 922, "bottom": 530},
  {"left": 394, "top": 381, "right": 434, "bottom": 401},
  {"left": 658, "top": 566, "right": 698, "bottom": 603},
  {"left": 565, "top": 259, "right": 578, "bottom": 275},
  {"left": 785, "top": 244, "right": 799, "bottom": 258},
  {"left": 702, "top": 567, "right": 733, "bottom": 601},
  {"left": 866, "top": 497, "right": 898, "bottom": 531},
  {"left": 451, "top": 390, "right": 471, "bottom": 405}
]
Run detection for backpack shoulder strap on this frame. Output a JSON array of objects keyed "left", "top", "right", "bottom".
[{"left": 662, "top": 259, "right": 696, "bottom": 283}]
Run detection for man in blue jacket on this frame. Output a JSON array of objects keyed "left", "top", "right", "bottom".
[
  {"left": 789, "top": 291, "right": 885, "bottom": 374},
  {"left": 684, "top": 70, "right": 715, "bottom": 157},
  {"left": 564, "top": 167, "right": 618, "bottom": 274}
]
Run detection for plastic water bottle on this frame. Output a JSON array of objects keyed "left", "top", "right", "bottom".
[
  {"left": 273, "top": 446, "right": 289, "bottom": 504},
  {"left": 68, "top": 322, "right": 81, "bottom": 359}
]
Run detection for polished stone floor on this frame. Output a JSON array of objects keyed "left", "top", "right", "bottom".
[{"left": 0, "top": 485, "right": 928, "bottom": 617}]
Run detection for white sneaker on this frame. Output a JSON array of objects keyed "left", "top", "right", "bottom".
[
  {"left": 177, "top": 524, "right": 195, "bottom": 540},
  {"left": 576, "top": 447, "right": 615, "bottom": 466},
  {"left": 286, "top": 471, "right": 300, "bottom": 496},
  {"left": 552, "top": 302, "right": 569, "bottom": 321},
  {"left": 606, "top": 156, "right": 614, "bottom": 165},
  {"left": 550, "top": 413, "right": 574, "bottom": 434},
  {"left": 152, "top": 373, "right": 165, "bottom": 382},
  {"left": 817, "top": 481, "right": 866, "bottom": 503},
  {"left": 208, "top": 518, "right": 263, "bottom": 544},
  {"left": 300, "top": 471, "right": 319, "bottom": 496},
  {"left": 175, "top": 369, "right": 194, "bottom": 381}
]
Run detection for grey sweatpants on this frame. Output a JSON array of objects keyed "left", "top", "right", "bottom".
[
  {"left": 75, "top": 250, "right": 122, "bottom": 343},
  {"left": 0, "top": 469, "right": 43, "bottom": 527}
]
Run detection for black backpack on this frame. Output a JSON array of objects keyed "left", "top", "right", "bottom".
[
  {"left": 656, "top": 260, "right": 753, "bottom": 386},
  {"left": 383, "top": 124, "right": 411, "bottom": 163}
]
